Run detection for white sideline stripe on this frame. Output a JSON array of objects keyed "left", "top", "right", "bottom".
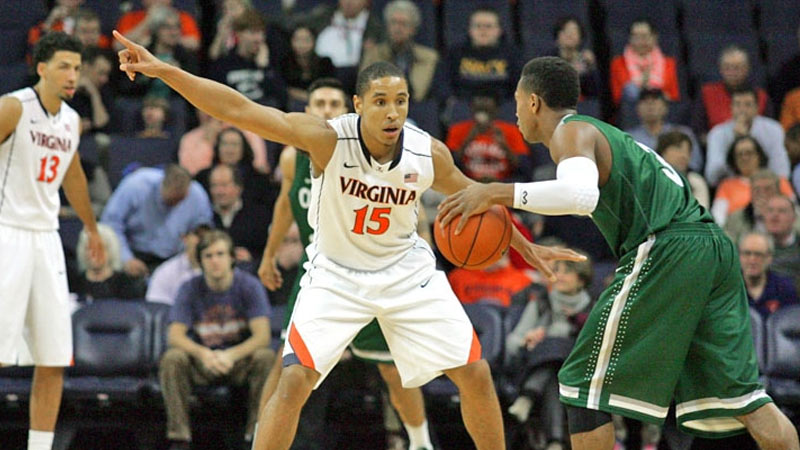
[
  {"left": 587, "top": 236, "right": 655, "bottom": 409},
  {"left": 559, "top": 384, "right": 580, "bottom": 399},
  {"left": 609, "top": 394, "right": 669, "bottom": 418},
  {"left": 676, "top": 389, "right": 770, "bottom": 416}
]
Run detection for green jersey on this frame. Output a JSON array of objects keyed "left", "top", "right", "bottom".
[
  {"left": 563, "top": 115, "right": 712, "bottom": 258},
  {"left": 289, "top": 151, "right": 314, "bottom": 248}
]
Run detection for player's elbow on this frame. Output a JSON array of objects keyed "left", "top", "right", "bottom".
[{"left": 570, "top": 183, "right": 599, "bottom": 216}]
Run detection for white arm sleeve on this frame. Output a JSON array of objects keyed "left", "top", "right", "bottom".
[{"left": 512, "top": 156, "right": 600, "bottom": 215}]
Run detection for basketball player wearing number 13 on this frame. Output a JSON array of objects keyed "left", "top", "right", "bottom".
[
  {"left": 439, "top": 57, "right": 800, "bottom": 450},
  {"left": 113, "top": 31, "right": 583, "bottom": 449}
]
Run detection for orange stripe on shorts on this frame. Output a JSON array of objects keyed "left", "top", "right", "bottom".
[
  {"left": 467, "top": 329, "right": 482, "bottom": 363},
  {"left": 288, "top": 324, "right": 315, "bottom": 370}
]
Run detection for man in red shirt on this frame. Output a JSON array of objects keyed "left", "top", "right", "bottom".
[
  {"left": 446, "top": 93, "right": 530, "bottom": 181},
  {"left": 448, "top": 253, "right": 536, "bottom": 308}
]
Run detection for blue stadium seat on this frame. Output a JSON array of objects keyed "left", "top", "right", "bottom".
[
  {"left": 604, "top": 0, "right": 679, "bottom": 36},
  {"left": 106, "top": 135, "right": 178, "bottom": 188},
  {"left": 408, "top": 99, "right": 442, "bottom": 139},
  {"left": 64, "top": 300, "right": 152, "bottom": 403},
  {"left": 682, "top": 0, "right": 755, "bottom": 35},
  {"left": 294, "top": 0, "right": 338, "bottom": 12},
  {"left": 765, "top": 305, "right": 800, "bottom": 408},
  {"left": 370, "top": 0, "right": 438, "bottom": 48},
  {"left": 764, "top": 32, "right": 800, "bottom": 79},
  {"left": 759, "top": 0, "right": 800, "bottom": 34},
  {"left": 519, "top": 0, "right": 593, "bottom": 58},
  {"left": 59, "top": 216, "right": 85, "bottom": 260},
  {"left": 685, "top": 32, "right": 764, "bottom": 86},
  {"left": 0, "top": 0, "right": 47, "bottom": 30},
  {"left": 442, "top": 0, "right": 513, "bottom": 49},
  {"left": 0, "top": 63, "right": 32, "bottom": 96},
  {"left": 82, "top": 0, "right": 123, "bottom": 35},
  {"left": 142, "top": 301, "right": 171, "bottom": 370},
  {"left": 0, "top": 366, "right": 34, "bottom": 407},
  {"left": 0, "top": 29, "right": 31, "bottom": 64}
]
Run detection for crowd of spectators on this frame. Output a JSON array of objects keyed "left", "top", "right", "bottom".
[{"left": 6, "top": 0, "right": 800, "bottom": 449}]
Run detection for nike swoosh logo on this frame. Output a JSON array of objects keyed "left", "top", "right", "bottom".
[
  {"left": 343, "top": 163, "right": 358, "bottom": 168},
  {"left": 420, "top": 277, "right": 432, "bottom": 288}
]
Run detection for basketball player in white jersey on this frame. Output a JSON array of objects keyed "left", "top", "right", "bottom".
[
  {"left": 114, "top": 31, "right": 582, "bottom": 450},
  {"left": 0, "top": 32, "right": 105, "bottom": 450}
]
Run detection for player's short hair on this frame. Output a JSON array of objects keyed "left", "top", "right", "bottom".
[
  {"left": 656, "top": 130, "right": 692, "bottom": 156},
  {"left": 730, "top": 84, "right": 758, "bottom": 102},
  {"left": 787, "top": 124, "right": 800, "bottom": 142},
  {"left": 519, "top": 56, "right": 580, "bottom": 110},
  {"left": 195, "top": 230, "right": 236, "bottom": 267},
  {"left": 308, "top": 77, "right": 346, "bottom": 97},
  {"left": 233, "top": 10, "right": 266, "bottom": 32},
  {"left": 33, "top": 32, "right": 83, "bottom": 67},
  {"left": 355, "top": 62, "right": 406, "bottom": 97},
  {"left": 727, "top": 135, "right": 767, "bottom": 174}
]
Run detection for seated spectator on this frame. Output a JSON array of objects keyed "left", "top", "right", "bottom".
[
  {"left": 609, "top": 19, "right": 679, "bottom": 113},
  {"left": 723, "top": 169, "right": 800, "bottom": 243},
  {"left": 546, "top": 16, "right": 600, "bottom": 101},
  {"left": 706, "top": 86, "right": 789, "bottom": 187},
  {"left": 179, "top": 110, "right": 269, "bottom": 176},
  {"left": 787, "top": 124, "right": 800, "bottom": 195},
  {"left": 115, "top": 0, "right": 200, "bottom": 52},
  {"left": 195, "top": 128, "right": 274, "bottom": 205},
  {"left": 779, "top": 87, "right": 800, "bottom": 131},
  {"left": 208, "top": 0, "right": 251, "bottom": 61},
  {"left": 59, "top": 158, "right": 112, "bottom": 218},
  {"left": 447, "top": 253, "right": 535, "bottom": 308},
  {"left": 265, "top": 223, "right": 305, "bottom": 306},
  {"left": 311, "top": 0, "right": 383, "bottom": 92},
  {"left": 136, "top": 96, "right": 171, "bottom": 139},
  {"left": 159, "top": 230, "right": 274, "bottom": 450},
  {"left": 360, "top": 0, "right": 441, "bottom": 103},
  {"left": 626, "top": 88, "right": 702, "bottom": 171},
  {"left": 102, "top": 165, "right": 212, "bottom": 277},
  {"left": 72, "top": 224, "right": 146, "bottom": 301},
  {"left": 764, "top": 195, "right": 800, "bottom": 290},
  {"left": 656, "top": 131, "right": 710, "bottom": 209},
  {"left": 505, "top": 256, "right": 593, "bottom": 449},
  {"left": 28, "top": 3, "right": 111, "bottom": 52},
  {"left": 70, "top": 46, "right": 112, "bottom": 133},
  {"left": 146, "top": 223, "right": 211, "bottom": 304},
  {"left": 445, "top": 6, "right": 521, "bottom": 101},
  {"left": 770, "top": 24, "right": 800, "bottom": 108},
  {"left": 445, "top": 93, "right": 529, "bottom": 182},
  {"left": 280, "top": 25, "right": 337, "bottom": 104},
  {"left": 739, "top": 231, "right": 798, "bottom": 320},
  {"left": 209, "top": 164, "right": 270, "bottom": 265},
  {"left": 712, "top": 136, "right": 794, "bottom": 224},
  {"left": 209, "top": 12, "right": 287, "bottom": 109},
  {"left": 118, "top": 6, "right": 199, "bottom": 99},
  {"left": 695, "top": 45, "right": 770, "bottom": 136}
]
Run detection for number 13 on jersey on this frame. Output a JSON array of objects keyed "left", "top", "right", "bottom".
[
  {"left": 37, "top": 155, "right": 60, "bottom": 183},
  {"left": 352, "top": 206, "right": 392, "bottom": 235}
]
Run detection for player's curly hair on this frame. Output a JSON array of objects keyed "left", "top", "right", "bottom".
[
  {"left": 519, "top": 56, "right": 579, "bottom": 110},
  {"left": 355, "top": 62, "right": 406, "bottom": 97},
  {"left": 32, "top": 32, "right": 83, "bottom": 67}
]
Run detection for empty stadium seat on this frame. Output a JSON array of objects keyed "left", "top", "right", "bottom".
[
  {"left": 442, "top": 0, "right": 513, "bottom": 48},
  {"left": 106, "top": 135, "right": 178, "bottom": 188},
  {"left": 0, "top": 29, "right": 32, "bottom": 64},
  {"left": 0, "top": 63, "right": 31, "bottom": 96},
  {"left": 604, "top": 0, "right": 679, "bottom": 37},
  {"left": 681, "top": 0, "right": 755, "bottom": 34},
  {"left": 765, "top": 305, "right": 800, "bottom": 408},
  {"left": 519, "top": 0, "right": 593, "bottom": 58},
  {"left": 759, "top": 0, "right": 800, "bottom": 34},
  {"left": 765, "top": 32, "right": 800, "bottom": 79},
  {"left": 408, "top": 99, "right": 442, "bottom": 139}
]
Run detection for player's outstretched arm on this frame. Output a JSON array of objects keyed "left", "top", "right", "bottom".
[
  {"left": 258, "top": 147, "right": 297, "bottom": 290},
  {"left": 112, "top": 31, "right": 338, "bottom": 169},
  {"left": 429, "top": 139, "right": 585, "bottom": 280},
  {"left": 62, "top": 155, "right": 106, "bottom": 267}
]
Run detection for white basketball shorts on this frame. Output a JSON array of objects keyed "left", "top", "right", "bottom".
[
  {"left": 284, "top": 242, "right": 481, "bottom": 388},
  {"left": 0, "top": 223, "right": 72, "bottom": 366}
]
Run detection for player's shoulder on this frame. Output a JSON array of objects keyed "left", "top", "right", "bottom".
[{"left": 327, "top": 113, "right": 359, "bottom": 137}]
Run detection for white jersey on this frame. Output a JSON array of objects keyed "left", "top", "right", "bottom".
[
  {"left": 0, "top": 88, "right": 80, "bottom": 231},
  {"left": 307, "top": 113, "right": 434, "bottom": 271}
]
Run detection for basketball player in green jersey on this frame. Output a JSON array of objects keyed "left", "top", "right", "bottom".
[
  {"left": 257, "top": 78, "right": 434, "bottom": 450},
  {"left": 438, "top": 57, "right": 799, "bottom": 450}
]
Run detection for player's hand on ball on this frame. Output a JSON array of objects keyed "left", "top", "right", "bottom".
[
  {"left": 437, "top": 183, "right": 497, "bottom": 235},
  {"left": 258, "top": 254, "right": 283, "bottom": 291},
  {"left": 112, "top": 30, "right": 164, "bottom": 81}
]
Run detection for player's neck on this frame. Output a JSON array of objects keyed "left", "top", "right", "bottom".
[
  {"left": 33, "top": 83, "right": 62, "bottom": 116},
  {"left": 360, "top": 125, "right": 400, "bottom": 164},
  {"left": 540, "top": 110, "right": 574, "bottom": 147}
]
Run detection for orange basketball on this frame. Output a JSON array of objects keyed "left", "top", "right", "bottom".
[{"left": 434, "top": 205, "right": 513, "bottom": 270}]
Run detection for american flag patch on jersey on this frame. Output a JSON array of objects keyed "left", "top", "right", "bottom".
[{"left": 404, "top": 172, "right": 418, "bottom": 183}]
